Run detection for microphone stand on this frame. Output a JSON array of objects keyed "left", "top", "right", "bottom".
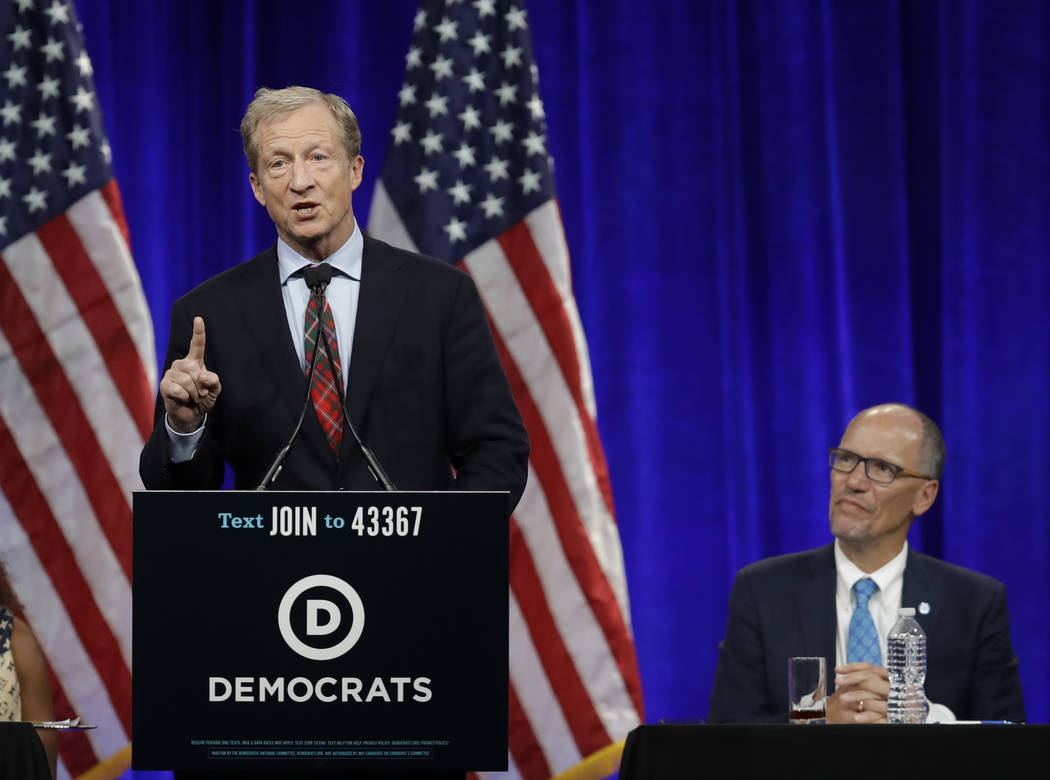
[
  {"left": 319, "top": 322, "right": 397, "bottom": 491},
  {"left": 255, "top": 287, "right": 325, "bottom": 490}
]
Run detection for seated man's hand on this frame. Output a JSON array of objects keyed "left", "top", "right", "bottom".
[{"left": 827, "top": 662, "right": 889, "bottom": 723}]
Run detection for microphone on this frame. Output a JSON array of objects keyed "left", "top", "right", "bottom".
[
  {"left": 255, "top": 265, "right": 331, "bottom": 490},
  {"left": 257, "top": 263, "right": 397, "bottom": 491},
  {"left": 302, "top": 263, "right": 333, "bottom": 293}
]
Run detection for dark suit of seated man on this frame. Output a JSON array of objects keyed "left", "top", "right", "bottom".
[{"left": 709, "top": 403, "right": 1025, "bottom": 724}]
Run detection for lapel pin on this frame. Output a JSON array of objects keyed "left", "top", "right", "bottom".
[{"left": 918, "top": 601, "right": 931, "bottom": 615}]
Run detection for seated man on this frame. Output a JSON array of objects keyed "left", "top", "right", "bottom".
[{"left": 708, "top": 403, "right": 1025, "bottom": 723}]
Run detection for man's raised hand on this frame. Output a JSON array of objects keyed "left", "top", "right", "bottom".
[{"left": 160, "top": 316, "right": 222, "bottom": 433}]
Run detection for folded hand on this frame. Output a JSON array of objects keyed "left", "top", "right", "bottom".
[{"left": 827, "top": 662, "right": 889, "bottom": 723}]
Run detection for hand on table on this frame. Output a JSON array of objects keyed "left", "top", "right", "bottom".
[{"left": 827, "top": 662, "right": 889, "bottom": 723}]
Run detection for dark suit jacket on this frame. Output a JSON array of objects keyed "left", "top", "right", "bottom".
[
  {"left": 707, "top": 544, "right": 1025, "bottom": 723},
  {"left": 140, "top": 235, "right": 529, "bottom": 509}
]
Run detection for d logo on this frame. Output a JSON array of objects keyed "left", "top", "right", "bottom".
[{"left": 278, "top": 574, "right": 365, "bottom": 660}]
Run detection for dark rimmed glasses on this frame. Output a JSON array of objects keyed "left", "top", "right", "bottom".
[{"left": 828, "top": 448, "right": 932, "bottom": 485}]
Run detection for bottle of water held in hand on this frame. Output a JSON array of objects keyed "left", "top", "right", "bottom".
[{"left": 886, "top": 607, "right": 928, "bottom": 723}]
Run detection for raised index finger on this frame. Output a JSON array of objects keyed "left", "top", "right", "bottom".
[{"left": 186, "top": 316, "right": 206, "bottom": 362}]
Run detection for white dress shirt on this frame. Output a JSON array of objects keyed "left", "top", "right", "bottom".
[
  {"left": 833, "top": 539, "right": 955, "bottom": 722},
  {"left": 166, "top": 227, "right": 363, "bottom": 461},
  {"left": 276, "top": 227, "right": 362, "bottom": 389}
]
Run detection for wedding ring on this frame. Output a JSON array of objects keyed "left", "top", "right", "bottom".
[{"left": 858, "top": 700, "right": 864, "bottom": 713}]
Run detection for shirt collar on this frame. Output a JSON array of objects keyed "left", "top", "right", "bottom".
[
  {"left": 834, "top": 538, "right": 909, "bottom": 595},
  {"left": 276, "top": 224, "right": 363, "bottom": 285}
]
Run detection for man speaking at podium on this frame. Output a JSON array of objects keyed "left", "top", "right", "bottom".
[{"left": 140, "top": 86, "right": 529, "bottom": 509}]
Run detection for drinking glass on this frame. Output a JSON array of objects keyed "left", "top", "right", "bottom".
[{"left": 788, "top": 656, "right": 826, "bottom": 723}]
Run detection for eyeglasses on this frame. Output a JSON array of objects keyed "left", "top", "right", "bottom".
[{"left": 828, "top": 448, "right": 932, "bottom": 484}]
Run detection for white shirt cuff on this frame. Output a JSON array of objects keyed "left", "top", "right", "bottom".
[
  {"left": 165, "top": 414, "right": 205, "bottom": 463},
  {"left": 926, "top": 700, "right": 957, "bottom": 723}
]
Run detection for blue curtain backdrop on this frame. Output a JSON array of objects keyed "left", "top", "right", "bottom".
[{"left": 72, "top": 0, "right": 1049, "bottom": 750}]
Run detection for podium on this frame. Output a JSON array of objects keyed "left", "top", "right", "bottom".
[{"left": 132, "top": 490, "right": 509, "bottom": 775}]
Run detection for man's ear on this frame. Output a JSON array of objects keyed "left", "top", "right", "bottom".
[
  {"left": 350, "top": 155, "right": 364, "bottom": 191},
  {"left": 249, "top": 172, "right": 266, "bottom": 206},
  {"left": 911, "top": 479, "right": 939, "bottom": 517}
]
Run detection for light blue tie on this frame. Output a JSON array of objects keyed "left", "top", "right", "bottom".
[{"left": 847, "top": 578, "right": 882, "bottom": 665}]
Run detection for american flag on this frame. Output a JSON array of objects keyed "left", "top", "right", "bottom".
[
  {"left": 369, "top": 1, "right": 644, "bottom": 777},
  {"left": 0, "top": 0, "right": 154, "bottom": 777}
]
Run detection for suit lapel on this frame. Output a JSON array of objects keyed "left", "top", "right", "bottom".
[
  {"left": 795, "top": 545, "right": 838, "bottom": 691},
  {"left": 345, "top": 235, "right": 410, "bottom": 436},
  {"left": 902, "top": 547, "right": 942, "bottom": 639},
  {"left": 230, "top": 248, "right": 312, "bottom": 429}
]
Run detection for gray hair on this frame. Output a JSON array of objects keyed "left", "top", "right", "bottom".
[
  {"left": 240, "top": 86, "right": 361, "bottom": 174},
  {"left": 912, "top": 406, "right": 946, "bottom": 480}
]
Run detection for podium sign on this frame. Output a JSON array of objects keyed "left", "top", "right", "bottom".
[{"left": 132, "top": 491, "right": 509, "bottom": 773}]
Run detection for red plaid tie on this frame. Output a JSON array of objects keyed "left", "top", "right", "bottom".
[{"left": 304, "top": 288, "right": 344, "bottom": 453}]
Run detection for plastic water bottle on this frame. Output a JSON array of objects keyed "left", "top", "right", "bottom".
[{"left": 886, "top": 607, "right": 928, "bottom": 723}]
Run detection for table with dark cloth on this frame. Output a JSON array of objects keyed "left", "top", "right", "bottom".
[
  {"left": 0, "top": 722, "right": 51, "bottom": 779},
  {"left": 173, "top": 772, "right": 466, "bottom": 778},
  {"left": 619, "top": 723, "right": 1050, "bottom": 779}
]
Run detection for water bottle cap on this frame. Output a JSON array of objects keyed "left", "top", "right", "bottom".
[{"left": 898, "top": 607, "right": 916, "bottom": 616}]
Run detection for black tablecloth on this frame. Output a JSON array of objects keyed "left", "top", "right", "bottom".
[
  {"left": 0, "top": 722, "right": 51, "bottom": 780},
  {"left": 619, "top": 723, "right": 1050, "bottom": 779},
  {"left": 173, "top": 772, "right": 466, "bottom": 778}
]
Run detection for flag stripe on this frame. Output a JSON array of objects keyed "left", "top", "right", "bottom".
[
  {"left": 505, "top": 577, "right": 581, "bottom": 773},
  {"left": 369, "top": 181, "right": 419, "bottom": 254},
  {"left": 70, "top": 185, "right": 158, "bottom": 389},
  {"left": 465, "top": 245, "right": 645, "bottom": 716},
  {"left": 2, "top": 231, "right": 145, "bottom": 507},
  {"left": 0, "top": 254, "right": 134, "bottom": 578},
  {"left": 37, "top": 213, "right": 153, "bottom": 439},
  {"left": 0, "top": 512, "right": 127, "bottom": 758},
  {"left": 476, "top": 752, "right": 523, "bottom": 780},
  {"left": 98, "top": 180, "right": 133, "bottom": 263},
  {"left": 486, "top": 315, "right": 644, "bottom": 731},
  {"left": 485, "top": 219, "right": 644, "bottom": 716},
  {"left": 514, "top": 463, "right": 640, "bottom": 743},
  {"left": 0, "top": 416, "right": 133, "bottom": 734},
  {"left": 0, "top": 506, "right": 128, "bottom": 755},
  {"left": 495, "top": 223, "right": 586, "bottom": 442},
  {"left": 46, "top": 664, "right": 102, "bottom": 775},
  {"left": 0, "top": 521, "right": 127, "bottom": 762},
  {"left": 522, "top": 202, "right": 613, "bottom": 504},
  {"left": 495, "top": 225, "right": 617, "bottom": 562},
  {"left": 0, "top": 325, "right": 132, "bottom": 668},
  {"left": 509, "top": 516, "right": 610, "bottom": 753},
  {"left": 507, "top": 674, "right": 553, "bottom": 780},
  {"left": 495, "top": 221, "right": 617, "bottom": 526},
  {"left": 521, "top": 202, "right": 594, "bottom": 402},
  {"left": 464, "top": 237, "right": 635, "bottom": 622}
]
